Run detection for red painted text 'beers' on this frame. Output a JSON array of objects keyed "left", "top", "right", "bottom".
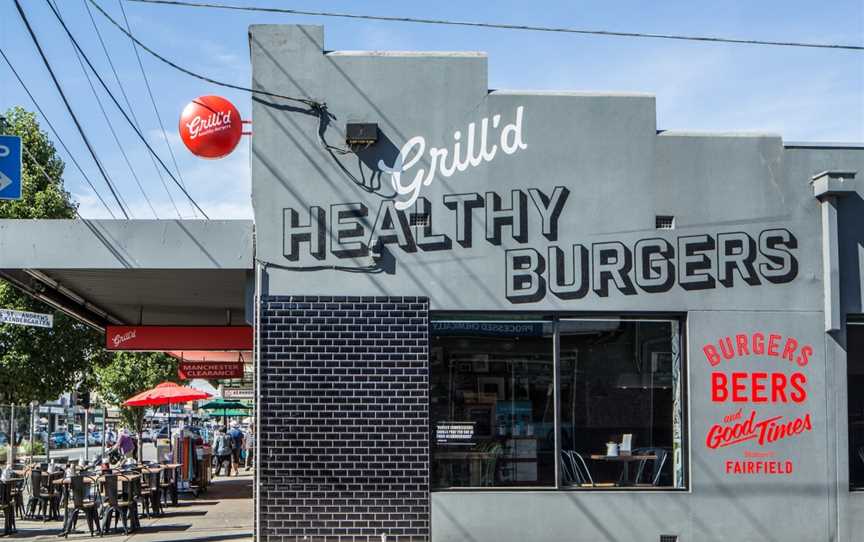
[{"left": 179, "top": 96, "right": 242, "bottom": 159}]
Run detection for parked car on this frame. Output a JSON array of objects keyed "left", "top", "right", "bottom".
[
  {"left": 0, "top": 432, "right": 8, "bottom": 446},
  {"left": 50, "top": 431, "right": 71, "bottom": 449},
  {"left": 140, "top": 429, "right": 154, "bottom": 443},
  {"left": 70, "top": 432, "right": 87, "bottom": 447}
]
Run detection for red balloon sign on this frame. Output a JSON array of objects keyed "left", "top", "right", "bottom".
[{"left": 179, "top": 95, "right": 242, "bottom": 159}]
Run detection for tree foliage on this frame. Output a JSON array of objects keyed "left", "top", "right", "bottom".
[
  {"left": 0, "top": 107, "right": 106, "bottom": 404},
  {"left": 0, "top": 107, "right": 76, "bottom": 219},
  {"left": 94, "top": 352, "right": 179, "bottom": 439}
]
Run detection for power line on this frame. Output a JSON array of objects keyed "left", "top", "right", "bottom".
[
  {"left": 0, "top": 114, "right": 81, "bottom": 218},
  {"left": 86, "top": 0, "right": 321, "bottom": 107},
  {"left": 12, "top": 0, "right": 131, "bottom": 219},
  {"left": 113, "top": 0, "right": 188, "bottom": 218},
  {"left": 45, "top": 0, "right": 210, "bottom": 219},
  {"left": 15, "top": 131, "right": 85, "bottom": 219},
  {"left": 70, "top": 40, "right": 146, "bottom": 217},
  {"left": 128, "top": 0, "right": 864, "bottom": 52},
  {"left": 113, "top": 0, "right": 189, "bottom": 219},
  {"left": 57, "top": 0, "right": 155, "bottom": 217},
  {"left": 0, "top": 49, "right": 117, "bottom": 218},
  {"left": 83, "top": 0, "right": 182, "bottom": 219}
]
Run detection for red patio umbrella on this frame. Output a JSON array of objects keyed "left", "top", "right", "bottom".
[
  {"left": 123, "top": 382, "right": 211, "bottom": 459},
  {"left": 123, "top": 382, "right": 211, "bottom": 407}
]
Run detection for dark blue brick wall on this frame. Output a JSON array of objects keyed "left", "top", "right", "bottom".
[{"left": 258, "top": 295, "right": 430, "bottom": 541}]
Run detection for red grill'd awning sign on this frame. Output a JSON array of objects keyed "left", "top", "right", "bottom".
[
  {"left": 105, "top": 326, "right": 253, "bottom": 351},
  {"left": 178, "top": 361, "right": 244, "bottom": 380}
]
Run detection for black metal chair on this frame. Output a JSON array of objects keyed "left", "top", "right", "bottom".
[
  {"left": 100, "top": 473, "right": 131, "bottom": 535},
  {"left": 140, "top": 470, "right": 162, "bottom": 518},
  {"left": 160, "top": 467, "right": 175, "bottom": 507},
  {"left": 0, "top": 481, "right": 16, "bottom": 535},
  {"left": 127, "top": 476, "right": 142, "bottom": 531},
  {"left": 61, "top": 476, "right": 100, "bottom": 538},
  {"left": 45, "top": 471, "right": 64, "bottom": 520},
  {"left": 9, "top": 476, "right": 24, "bottom": 519},
  {"left": 25, "top": 469, "right": 58, "bottom": 520}
]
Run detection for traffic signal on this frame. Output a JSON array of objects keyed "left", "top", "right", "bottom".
[{"left": 75, "top": 389, "right": 91, "bottom": 410}]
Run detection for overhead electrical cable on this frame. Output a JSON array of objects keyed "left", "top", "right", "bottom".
[
  {"left": 54, "top": 0, "right": 155, "bottom": 217},
  {"left": 83, "top": 0, "right": 182, "bottom": 219},
  {"left": 12, "top": 0, "right": 130, "bottom": 219},
  {"left": 69, "top": 40, "right": 149, "bottom": 217},
  {"left": 0, "top": 49, "right": 117, "bottom": 218},
  {"left": 17, "top": 134, "right": 85, "bottom": 219},
  {"left": 111, "top": 0, "right": 184, "bottom": 219},
  {"left": 45, "top": 0, "right": 210, "bottom": 219},
  {"left": 86, "top": 0, "right": 322, "bottom": 107},
  {"left": 127, "top": 0, "right": 864, "bottom": 52}
]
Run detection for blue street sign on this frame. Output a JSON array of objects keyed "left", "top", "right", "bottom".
[{"left": 0, "top": 135, "right": 22, "bottom": 200}]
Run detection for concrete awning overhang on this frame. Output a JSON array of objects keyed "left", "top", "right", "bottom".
[{"left": 0, "top": 219, "right": 254, "bottom": 330}]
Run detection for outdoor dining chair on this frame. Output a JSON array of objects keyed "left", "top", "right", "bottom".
[
  {"left": 10, "top": 477, "right": 24, "bottom": 519},
  {"left": 160, "top": 467, "right": 175, "bottom": 506},
  {"left": 61, "top": 475, "right": 100, "bottom": 538},
  {"left": 127, "top": 475, "right": 142, "bottom": 531},
  {"left": 0, "top": 481, "right": 16, "bottom": 535},
  {"left": 25, "top": 469, "right": 57, "bottom": 520},
  {"left": 140, "top": 470, "right": 162, "bottom": 517},
  {"left": 99, "top": 473, "right": 133, "bottom": 535}
]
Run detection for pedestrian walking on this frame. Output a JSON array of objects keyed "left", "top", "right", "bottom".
[
  {"left": 244, "top": 423, "right": 254, "bottom": 472},
  {"left": 212, "top": 426, "right": 232, "bottom": 477},
  {"left": 228, "top": 421, "right": 244, "bottom": 476}
]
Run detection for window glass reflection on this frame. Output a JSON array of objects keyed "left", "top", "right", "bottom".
[
  {"left": 559, "top": 319, "right": 683, "bottom": 489},
  {"left": 430, "top": 320, "right": 555, "bottom": 488}
]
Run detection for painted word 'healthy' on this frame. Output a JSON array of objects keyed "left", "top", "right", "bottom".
[{"left": 379, "top": 107, "right": 527, "bottom": 210}]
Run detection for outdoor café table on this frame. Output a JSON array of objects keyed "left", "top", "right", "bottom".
[{"left": 590, "top": 453, "right": 657, "bottom": 486}]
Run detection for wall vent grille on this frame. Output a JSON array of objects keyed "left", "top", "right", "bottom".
[
  {"left": 655, "top": 215, "right": 675, "bottom": 229},
  {"left": 411, "top": 214, "right": 431, "bottom": 227},
  {"left": 660, "top": 535, "right": 679, "bottom": 542}
]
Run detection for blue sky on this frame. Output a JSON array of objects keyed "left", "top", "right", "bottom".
[{"left": 1, "top": 0, "right": 862, "bottom": 219}]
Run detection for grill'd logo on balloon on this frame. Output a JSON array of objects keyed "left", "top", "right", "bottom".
[{"left": 179, "top": 96, "right": 243, "bottom": 159}]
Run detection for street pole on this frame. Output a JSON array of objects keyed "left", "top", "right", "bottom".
[
  {"left": 84, "top": 408, "right": 89, "bottom": 465},
  {"left": 29, "top": 402, "right": 35, "bottom": 464},
  {"left": 7, "top": 404, "right": 14, "bottom": 466},
  {"left": 101, "top": 404, "right": 107, "bottom": 457}
]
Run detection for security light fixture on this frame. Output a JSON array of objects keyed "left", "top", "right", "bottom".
[{"left": 346, "top": 122, "right": 378, "bottom": 148}]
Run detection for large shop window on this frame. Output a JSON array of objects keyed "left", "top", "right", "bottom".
[
  {"left": 848, "top": 321, "right": 864, "bottom": 490},
  {"left": 430, "top": 316, "right": 686, "bottom": 490}
]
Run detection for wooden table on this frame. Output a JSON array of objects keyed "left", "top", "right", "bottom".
[{"left": 590, "top": 454, "right": 656, "bottom": 485}]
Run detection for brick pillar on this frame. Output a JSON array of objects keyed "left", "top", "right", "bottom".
[{"left": 258, "top": 296, "right": 430, "bottom": 541}]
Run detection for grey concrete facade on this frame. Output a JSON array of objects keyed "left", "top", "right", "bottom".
[
  {"left": 250, "top": 24, "right": 864, "bottom": 542},
  {"left": 1, "top": 20, "right": 861, "bottom": 542}
]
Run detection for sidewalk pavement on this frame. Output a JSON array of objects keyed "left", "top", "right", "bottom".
[{"left": 11, "top": 472, "right": 253, "bottom": 542}]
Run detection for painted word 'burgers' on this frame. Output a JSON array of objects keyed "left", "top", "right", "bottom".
[{"left": 504, "top": 228, "right": 798, "bottom": 303}]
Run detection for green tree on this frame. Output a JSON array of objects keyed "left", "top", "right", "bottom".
[
  {"left": 94, "top": 352, "right": 179, "bottom": 459},
  {"left": 0, "top": 107, "right": 107, "bottom": 405},
  {"left": 0, "top": 107, "right": 76, "bottom": 219}
]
